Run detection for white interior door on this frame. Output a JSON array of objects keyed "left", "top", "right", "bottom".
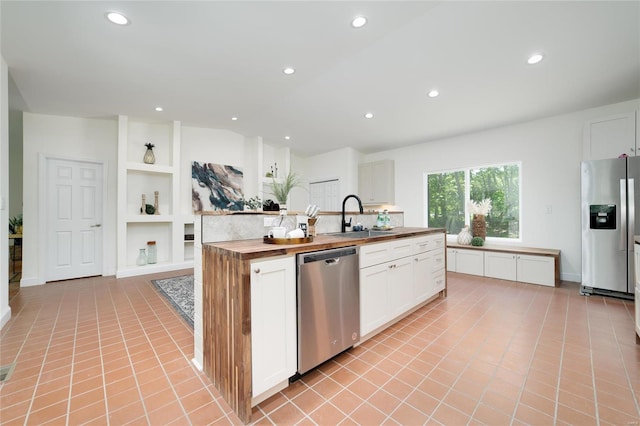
[
  {"left": 309, "top": 179, "right": 339, "bottom": 211},
  {"left": 46, "top": 158, "right": 103, "bottom": 281}
]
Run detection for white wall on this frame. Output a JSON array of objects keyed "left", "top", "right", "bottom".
[
  {"left": 290, "top": 147, "right": 361, "bottom": 212},
  {"left": 22, "top": 113, "right": 118, "bottom": 285},
  {"left": 180, "top": 125, "right": 248, "bottom": 215},
  {"left": 8, "top": 110, "right": 22, "bottom": 218},
  {"left": 362, "top": 98, "right": 640, "bottom": 283},
  {"left": 1, "top": 57, "right": 11, "bottom": 327}
]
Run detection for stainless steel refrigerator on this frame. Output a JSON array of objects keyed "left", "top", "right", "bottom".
[{"left": 581, "top": 156, "right": 640, "bottom": 298}]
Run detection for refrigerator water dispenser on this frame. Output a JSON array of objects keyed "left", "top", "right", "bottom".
[{"left": 589, "top": 204, "right": 616, "bottom": 229}]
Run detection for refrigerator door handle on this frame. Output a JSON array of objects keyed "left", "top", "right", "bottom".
[
  {"left": 629, "top": 178, "right": 635, "bottom": 252},
  {"left": 621, "top": 179, "right": 627, "bottom": 251}
]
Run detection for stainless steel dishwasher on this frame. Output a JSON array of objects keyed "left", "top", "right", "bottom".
[{"left": 297, "top": 246, "right": 360, "bottom": 375}]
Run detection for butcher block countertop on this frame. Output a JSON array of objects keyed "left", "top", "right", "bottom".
[{"left": 204, "top": 227, "right": 445, "bottom": 260}]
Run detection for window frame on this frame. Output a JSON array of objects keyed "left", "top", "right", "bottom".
[{"left": 424, "top": 161, "right": 522, "bottom": 242}]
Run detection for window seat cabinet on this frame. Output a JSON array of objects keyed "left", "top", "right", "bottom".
[{"left": 447, "top": 242, "right": 560, "bottom": 287}]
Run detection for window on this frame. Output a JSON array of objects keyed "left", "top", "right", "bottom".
[{"left": 426, "top": 163, "right": 520, "bottom": 239}]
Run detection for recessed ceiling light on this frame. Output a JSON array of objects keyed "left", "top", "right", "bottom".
[
  {"left": 283, "top": 67, "right": 295, "bottom": 75},
  {"left": 154, "top": 106, "right": 163, "bottom": 112},
  {"left": 364, "top": 112, "right": 374, "bottom": 119},
  {"left": 428, "top": 89, "right": 439, "bottom": 98},
  {"left": 527, "top": 53, "right": 544, "bottom": 65},
  {"left": 106, "top": 11, "right": 129, "bottom": 25},
  {"left": 351, "top": 16, "right": 367, "bottom": 28},
  {"left": 285, "top": 136, "right": 291, "bottom": 140},
  {"left": 231, "top": 116, "right": 238, "bottom": 121}
]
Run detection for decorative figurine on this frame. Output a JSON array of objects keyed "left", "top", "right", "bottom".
[
  {"left": 154, "top": 191, "right": 159, "bottom": 215},
  {"left": 143, "top": 142, "right": 156, "bottom": 164},
  {"left": 141, "top": 194, "right": 146, "bottom": 215}
]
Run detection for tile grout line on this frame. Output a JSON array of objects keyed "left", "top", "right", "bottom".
[
  {"left": 95, "top": 280, "right": 111, "bottom": 426},
  {"left": 602, "top": 297, "right": 640, "bottom": 419},
  {"left": 65, "top": 287, "right": 82, "bottom": 426},
  {"left": 585, "top": 296, "right": 602, "bottom": 426},
  {"left": 23, "top": 286, "right": 69, "bottom": 425}
]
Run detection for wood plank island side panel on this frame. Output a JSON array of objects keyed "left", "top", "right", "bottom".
[{"left": 202, "top": 246, "right": 253, "bottom": 424}]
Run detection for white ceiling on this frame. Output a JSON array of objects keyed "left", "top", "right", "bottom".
[{"left": 2, "top": 1, "right": 639, "bottom": 156}]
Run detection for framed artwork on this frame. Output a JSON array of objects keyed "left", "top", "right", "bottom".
[{"left": 192, "top": 161, "right": 244, "bottom": 212}]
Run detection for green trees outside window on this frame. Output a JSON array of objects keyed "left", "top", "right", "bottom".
[{"left": 427, "top": 163, "right": 520, "bottom": 239}]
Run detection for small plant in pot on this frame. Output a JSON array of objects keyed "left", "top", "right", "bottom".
[
  {"left": 242, "top": 196, "right": 262, "bottom": 211},
  {"left": 270, "top": 171, "right": 303, "bottom": 213}
]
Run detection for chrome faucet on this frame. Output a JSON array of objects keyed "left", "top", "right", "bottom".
[{"left": 341, "top": 194, "right": 364, "bottom": 233}]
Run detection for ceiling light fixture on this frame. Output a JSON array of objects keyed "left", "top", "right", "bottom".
[
  {"left": 428, "top": 89, "right": 439, "bottom": 98},
  {"left": 283, "top": 67, "right": 295, "bottom": 75},
  {"left": 154, "top": 106, "right": 163, "bottom": 112},
  {"left": 351, "top": 16, "right": 367, "bottom": 28},
  {"left": 231, "top": 116, "right": 238, "bottom": 121},
  {"left": 527, "top": 53, "right": 544, "bottom": 65},
  {"left": 364, "top": 112, "right": 374, "bottom": 119},
  {"left": 285, "top": 136, "right": 291, "bottom": 140},
  {"left": 106, "top": 11, "right": 129, "bottom": 25}
]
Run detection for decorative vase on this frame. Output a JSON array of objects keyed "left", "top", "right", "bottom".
[
  {"left": 472, "top": 214, "right": 487, "bottom": 240},
  {"left": 146, "top": 241, "right": 157, "bottom": 264},
  {"left": 457, "top": 225, "right": 472, "bottom": 245},
  {"left": 143, "top": 143, "right": 155, "bottom": 164},
  {"left": 136, "top": 248, "right": 148, "bottom": 266}
]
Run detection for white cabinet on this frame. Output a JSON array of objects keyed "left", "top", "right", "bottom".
[
  {"left": 116, "top": 116, "right": 193, "bottom": 277},
  {"left": 413, "top": 234, "right": 446, "bottom": 304},
  {"left": 583, "top": 111, "right": 637, "bottom": 160},
  {"left": 360, "top": 262, "right": 392, "bottom": 336},
  {"left": 358, "top": 159, "right": 395, "bottom": 205},
  {"left": 250, "top": 256, "right": 296, "bottom": 398},
  {"left": 635, "top": 246, "right": 640, "bottom": 341},
  {"left": 447, "top": 248, "right": 484, "bottom": 275},
  {"left": 484, "top": 252, "right": 555, "bottom": 287},
  {"left": 360, "top": 233, "right": 446, "bottom": 337}
]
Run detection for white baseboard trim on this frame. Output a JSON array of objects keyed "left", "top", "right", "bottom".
[
  {"left": 191, "top": 358, "right": 203, "bottom": 371},
  {"left": 561, "top": 272, "right": 580, "bottom": 283},
  {"left": 20, "top": 277, "right": 44, "bottom": 287},
  {"left": 1, "top": 306, "right": 12, "bottom": 329}
]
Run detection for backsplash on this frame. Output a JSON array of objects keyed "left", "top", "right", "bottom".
[{"left": 200, "top": 211, "right": 404, "bottom": 243}]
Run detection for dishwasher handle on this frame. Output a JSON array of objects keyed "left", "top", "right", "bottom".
[{"left": 325, "top": 258, "right": 340, "bottom": 265}]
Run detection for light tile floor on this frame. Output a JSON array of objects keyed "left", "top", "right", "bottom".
[{"left": 1, "top": 271, "right": 638, "bottom": 425}]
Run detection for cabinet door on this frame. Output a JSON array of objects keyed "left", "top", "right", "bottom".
[
  {"left": 413, "top": 251, "right": 433, "bottom": 304},
  {"left": 389, "top": 257, "right": 414, "bottom": 317},
  {"left": 635, "top": 285, "right": 640, "bottom": 340},
  {"left": 583, "top": 111, "right": 637, "bottom": 160},
  {"left": 360, "top": 263, "right": 392, "bottom": 336},
  {"left": 516, "top": 254, "right": 555, "bottom": 287},
  {"left": 446, "top": 248, "right": 456, "bottom": 272},
  {"left": 484, "top": 252, "right": 517, "bottom": 281},
  {"left": 358, "top": 160, "right": 395, "bottom": 205},
  {"left": 250, "top": 256, "right": 296, "bottom": 397},
  {"left": 455, "top": 249, "right": 484, "bottom": 275}
]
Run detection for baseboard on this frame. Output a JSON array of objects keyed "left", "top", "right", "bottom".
[
  {"left": 20, "top": 277, "right": 44, "bottom": 287},
  {"left": 560, "top": 272, "right": 581, "bottom": 283},
  {"left": 0, "top": 306, "right": 12, "bottom": 329},
  {"left": 191, "top": 358, "right": 203, "bottom": 372}
]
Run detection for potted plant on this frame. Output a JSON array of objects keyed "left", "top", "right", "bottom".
[
  {"left": 270, "top": 171, "right": 303, "bottom": 213},
  {"left": 242, "top": 196, "right": 262, "bottom": 211},
  {"left": 9, "top": 214, "right": 23, "bottom": 235}
]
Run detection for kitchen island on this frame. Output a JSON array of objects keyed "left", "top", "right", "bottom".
[{"left": 202, "top": 227, "right": 445, "bottom": 423}]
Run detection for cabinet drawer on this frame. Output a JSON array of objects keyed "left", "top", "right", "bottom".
[
  {"left": 432, "top": 250, "right": 445, "bottom": 272},
  {"left": 413, "top": 233, "right": 444, "bottom": 254},
  {"left": 433, "top": 269, "right": 446, "bottom": 292},
  {"left": 360, "top": 239, "right": 413, "bottom": 268}
]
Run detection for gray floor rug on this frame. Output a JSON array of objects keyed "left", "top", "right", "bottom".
[{"left": 152, "top": 275, "right": 194, "bottom": 327}]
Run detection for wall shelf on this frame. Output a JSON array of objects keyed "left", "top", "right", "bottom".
[{"left": 117, "top": 116, "right": 193, "bottom": 278}]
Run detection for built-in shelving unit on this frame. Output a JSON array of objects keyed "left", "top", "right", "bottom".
[{"left": 117, "top": 115, "right": 194, "bottom": 278}]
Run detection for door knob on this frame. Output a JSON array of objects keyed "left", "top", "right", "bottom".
[{"left": 90, "top": 224, "right": 102, "bottom": 228}]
